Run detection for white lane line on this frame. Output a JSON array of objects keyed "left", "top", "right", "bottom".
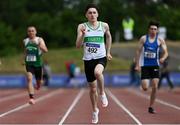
[
  {"left": 0, "top": 89, "right": 62, "bottom": 118},
  {"left": 58, "top": 89, "right": 84, "bottom": 125},
  {"left": 0, "top": 92, "right": 27, "bottom": 102},
  {"left": 128, "top": 88, "right": 180, "bottom": 110},
  {"left": 106, "top": 89, "right": 142, "bottom": 125},
  {"left": 0, "top": 88, "right": 48, "bottom": 102},
  {"left": 0, "top": 124, "right": 57, "bottom": 125}
]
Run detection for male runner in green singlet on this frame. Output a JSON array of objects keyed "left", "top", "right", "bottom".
[{"left": 23, "top": 26, "right": 48, "bottom": 104}]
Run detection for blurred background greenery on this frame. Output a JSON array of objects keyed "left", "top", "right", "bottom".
[{"left": 0, "top": 0, "right": 180, "bottom": 73}]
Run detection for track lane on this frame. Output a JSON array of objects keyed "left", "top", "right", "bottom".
[
  {"left": 111, "top": 88, "right": 180, "bottom": 124},
  {"left": 0, "top": 89, "right": 24, "bottom": 98},
  {"left": 0, "top": 88, "right": 80, "bottom": 124},
  {"left": 156, "top": 88, "right": 180, "bottom": 106},
  {"left": 0, "top": 88, "right": 54, "bottom": 114},
  {"left": 0, "top": 87, "right": 179, "bottom": 124},
  {"left": 64, "top": 88, "right": 136, "bottom": 124}
]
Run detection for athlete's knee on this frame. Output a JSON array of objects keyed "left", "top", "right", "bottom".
[
  {"left": 141, "top": 80, "right": 150, "bottom": 91},
  {"left": 27, "top": 76, "right": 32, "bottom": 82},
  {"left": 94, "top": 71, "right": 102, "bottom": 78},
  {"left": 141, "top": 83, "right": 148, "bottom": 91},
  {"left": 152, "top": 83, "right": 158, "bottom": 89},
  {"left": 90, "top": 86, "right": 97, "bottom": 94},
  {"left": 26, "top": 73, "right": 33, "bottom": 82},
  {"left": 142, "top": 86, "right": 148, "bottom": 91}
]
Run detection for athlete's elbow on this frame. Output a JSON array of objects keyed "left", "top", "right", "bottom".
[
  {"left": 76, "top": 45, "right": 81, "bottom": 49},
  {"left": 166, "top": 53, "right": 168, "bottom": 59},
  {"left": 43, "top": 48, "right": 48, "bottom": 53},
  {"left": 76, "top": 43, "right": 81, "bottom": 48},
  {"left": 166, "top": 51, "right": 168, "bottom": 56}
]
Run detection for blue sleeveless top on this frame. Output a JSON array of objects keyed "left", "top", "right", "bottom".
[{"left": 141, "top": 35, "right": 160, "bottom": 66}]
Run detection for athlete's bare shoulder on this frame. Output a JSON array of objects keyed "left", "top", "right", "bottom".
[
  {"left": 23, "top": 38, "right": 28, "bottom": 41},
  {"left": 23, "top": 38, "right": 29, "bottom": 45},
  {"left": 101, "top": 22, "right": 108, "bottom": 27},
  {"left": 139, "top": 35, "right": 146, "bottom": 43},
  {"left": 101, "top": 22, "right": 110, "bottom": 33},
  {"left": 158, "top": 37, "right": 165, "bottom": 43},
  {"left": 157, "top": 37, "right": 166, "bottom": 46}
]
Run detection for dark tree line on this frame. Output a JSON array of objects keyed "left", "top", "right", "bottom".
[{"left": 0, "top": 0, "right": 179, "bottom": 56}]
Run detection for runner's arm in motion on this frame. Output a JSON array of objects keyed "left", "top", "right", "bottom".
[
  {"left": 39, "top": 37, "right": 48, "bottom": 53},
  {"left": 104, "top": 22, "right": 112, "bottom": 60},
  {"left": 76, "top": 24, "right": 86, "bottom": 48},
  {"left": 22, "top": 41, "right": 26, "bottom": 65},
  {"left": 159, "top": 38, "right": 168, "bottom": 64},
  {"left": 135, "top": 36, "right": 145, "bottom": 71}
]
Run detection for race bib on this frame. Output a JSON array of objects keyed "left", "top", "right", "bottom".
[
  {"left": 87, "top": 47, "right": 98, "bottom": 53},
  {"left": 26, "top": 55, "right": 37, "bottom": 62},
  {"left": 144, "top": 52, "right": 156, "bottom": 58},
  {"left": 86, "top": 43, "right": 100, "bottom": 53}
]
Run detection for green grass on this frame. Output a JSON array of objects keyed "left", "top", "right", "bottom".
[
  {"left": 44, "top": 47, "right": 84, "bottom": 73},
  {"left": 0, "top": 41, "right": 179, "bottom": 74},
  {"left": 0, "top": 54, "right": 25, "bottom": 74},
  {"left": 0, "top": 47, "right": 131, "bottom": 74}
]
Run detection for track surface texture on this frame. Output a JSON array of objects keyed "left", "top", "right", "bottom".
[{"left": 0, "top": 87, "right": 180, "bottom": 125}]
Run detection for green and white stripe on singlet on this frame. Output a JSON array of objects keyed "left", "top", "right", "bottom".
[
  {"left": 23, "top": 37, "right": 43, "bottom": 67},
  {"left": 83, "top": 21, "right": 106, "bottom": 60}
]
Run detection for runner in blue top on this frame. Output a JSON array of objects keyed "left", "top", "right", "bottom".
[{"left": 135, "top": 21, "right": 168, "bottom": 114}]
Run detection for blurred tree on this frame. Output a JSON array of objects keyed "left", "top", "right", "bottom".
[
  {"left": 99, "top": 0, "right": 125, "bottom": 41},
  {"left": 0, "top": 0, "right": 180, "bottom": 56},
  {"left": 0, "top": 22, "right": 18, "bottom": 56}
]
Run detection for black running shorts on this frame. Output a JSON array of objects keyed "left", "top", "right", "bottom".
[
  {"left": 26, "top": 65, "right": 42, "bottom": 80},
  {"left": 84, "top": 57, "right": 107, "bottom": 82},
  {"left": 141, "top": 66, "right": 160, "bottom": 79}
]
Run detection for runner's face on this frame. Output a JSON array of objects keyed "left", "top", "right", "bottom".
[
  {"left": 86, "top": 8, "right": 98, "bottom": 22},
  {"left": 149, "top": 25, "right": 158, "bottom": 36},
  {"left": 27, "top": 27, "right": 37, "bottom": 39}
]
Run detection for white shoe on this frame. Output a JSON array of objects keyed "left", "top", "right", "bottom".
[
  {"left": 100, "top": 93, "right": 108, "bottom": 107},
  {"left": 92, "top": 108, "right": 99, "bottom": 124},
  {"left": 29, "top": 98, "right": 35, "bottom": 105}
]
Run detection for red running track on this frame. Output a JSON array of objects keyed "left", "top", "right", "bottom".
[{"left": 0, "top": 87, "right": 180, "bottom": 124}]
